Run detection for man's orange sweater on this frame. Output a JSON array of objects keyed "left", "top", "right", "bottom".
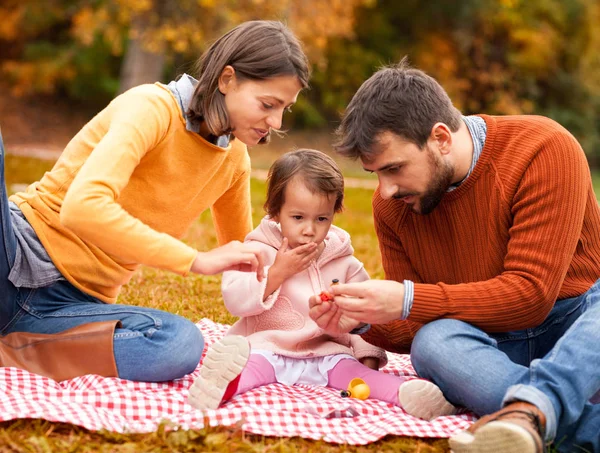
[
  {"left": 10, "top": 83, "right": 252, "bottom": 303},
  {"left": 364, "top": 115, "right": 600, "bottom": 353}
]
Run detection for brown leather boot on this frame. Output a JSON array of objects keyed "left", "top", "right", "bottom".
[
  {"left": 0, "top": 321, "right": 120, "bottom": 381},
  {"left": 449, "top": 401, "right": 547, "bottom": 453}
]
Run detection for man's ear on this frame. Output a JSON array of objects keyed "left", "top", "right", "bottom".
[
  {"left": 217, "top": 65, "right": 236, "bottom": 94},
  {"left": 430, "top": 122, "right": 452, "bottom": 155}
]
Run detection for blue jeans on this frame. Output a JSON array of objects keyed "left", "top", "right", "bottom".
[
  {"left": 411, "top": 283, "right": 600, "bottom": 453},
  {"left": 1, "top": 134, "right": 204, "bottom": 382}
]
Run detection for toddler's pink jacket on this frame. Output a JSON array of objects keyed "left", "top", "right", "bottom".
[{"left": 223, "top": 216, "right": 388, "bottom": 367}]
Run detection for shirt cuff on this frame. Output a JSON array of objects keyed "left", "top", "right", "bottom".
[
  {"left": 349, "top": 323, "right": 372, "bottom": 335},
  {"left": 401, "top": 279, "right": 414, "bottom": 320}
]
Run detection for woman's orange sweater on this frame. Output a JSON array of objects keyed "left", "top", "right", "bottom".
[{"left": 10, "top": 83, "right": 252, "bottom": 303}]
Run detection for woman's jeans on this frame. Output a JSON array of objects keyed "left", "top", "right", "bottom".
[
  {"left": 412, "top": 281, "right": 600, "bottom": 453},
  {"left": 1, "top": 134, "right": 204, "bottom": 382}
]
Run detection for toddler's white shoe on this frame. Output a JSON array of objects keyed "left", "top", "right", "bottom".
[
  {"left": 188, "top": 335, "right": 250, "bottom": 410},
  {"left": 398, "top": 379, "right": 456, "bottom": 421}
]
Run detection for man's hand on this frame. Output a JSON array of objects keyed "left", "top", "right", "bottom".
[
  {"left": 308, "top": 294, "right": 360, "bottom": 335},
  {"left": 330, "top": 280, "right": 405, "bottom": 324},
  {"left": 191, "top": 241, "right": 266, "bottom": 281}
]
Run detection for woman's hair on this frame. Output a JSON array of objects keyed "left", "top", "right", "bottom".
[
  {"left": 187, "top": 20, "right": 310, "bottom": 144},
  {"left": 264, "top": 149, "right": 344, "bottom": 217}
]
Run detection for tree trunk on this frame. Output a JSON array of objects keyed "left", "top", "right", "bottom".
[{"left": 118, "top": 12, "right": 166, "bottom": 94}]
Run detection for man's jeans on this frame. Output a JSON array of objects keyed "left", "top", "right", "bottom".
[
  {"left": 1, "top": 134, "right": 204, "bottom": 382},
  {"left": 411, "top": 283, "right": 600, "bottom": 453}
]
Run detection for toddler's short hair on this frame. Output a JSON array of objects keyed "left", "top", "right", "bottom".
[{"left": 264, "top": 149, "right": 344, "bottom": 218}]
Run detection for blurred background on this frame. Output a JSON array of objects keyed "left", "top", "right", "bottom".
[{"left": 1, "top": 0, "right": 599, "bottom": 168}]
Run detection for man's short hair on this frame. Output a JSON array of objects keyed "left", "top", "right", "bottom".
[{"left": 334, "top": 57, "right": 462, "bottom": 160}]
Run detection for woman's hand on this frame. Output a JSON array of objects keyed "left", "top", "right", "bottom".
[{"left": 191, "top": 241, "right": 265, "bottom": 281}]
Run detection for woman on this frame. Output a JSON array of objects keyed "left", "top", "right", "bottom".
[{"left": 0, "top": 20, "right": 310, "bottom": 382}]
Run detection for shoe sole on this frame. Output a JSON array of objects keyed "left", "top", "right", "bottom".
[
  {"left": 187, "top": 335, "right": 250, "bottom": 411},
  {"left": 449, "top": 421, "right": 539, "bottom": 453},
  {"left": 398, "top": 379, "right": 456, "bottom": 421}
]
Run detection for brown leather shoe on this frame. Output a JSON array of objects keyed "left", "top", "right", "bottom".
[{"left": 449, "top": 401, "right": 547, "bottom": 453}]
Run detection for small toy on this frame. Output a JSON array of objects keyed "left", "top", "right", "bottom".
[
  {"left": 319, "top": 278, "right": 340, "bottom": 302},
  {"left": 340, "top": 378, "right": 370, "bottom": 400},
  {"left": 318, "top": 278, "right": 339, "bottom": 302},
  {"left": 319, "top": 291, "right": 333, "bottom": 302}
]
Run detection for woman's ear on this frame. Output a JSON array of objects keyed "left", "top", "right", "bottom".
[{"left": 218, "top": 65, "right": 236, "bottom": 94}]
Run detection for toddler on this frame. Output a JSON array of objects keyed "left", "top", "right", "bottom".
[{"left": 188, "top": 149, "right": 455, "bottom": 420}]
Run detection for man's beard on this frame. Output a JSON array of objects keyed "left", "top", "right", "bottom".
[{"left": 396, "top": 149, "right": 454, "bottom": 215}]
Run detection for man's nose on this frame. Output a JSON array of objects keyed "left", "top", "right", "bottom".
[{"left": 379, "top": 180, "right": 397, "bottom": 200}]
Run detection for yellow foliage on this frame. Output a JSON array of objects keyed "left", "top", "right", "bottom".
[
  {"left": 491, "top": 93, "right": 528, "bottom": 116},
  {"left": 285, "top": 0, "right": 369, "bottom": 66},
  {"left": 95, "top": 0, "right": 371, "bottom": 65},
  {"left": 115, "top": 0, "right": 153, "bottom": 14},
  {"left": 0, "top": 0, "right": 372, "bottom": 95},
  {"left": 105, "top": 26, "right": 124, "bottom": 55},
  {"left": 2, "top": 58, "right": 76, "bottom": 97},
  {"left": 510, "top": 26, "right": 559, "bottom": 75},
  {"left": 198, "top": 0, "right": 217, "bottom": 8},
  {"left": 162, "top": 27, "right": 177, "bottom": 42},
  {"left": 580, "top": 2, "right": 600, "bottom": 93},
  {"left": 0, "top": 6, "right": 24, "bottom": 40},
  {"left": 414, "top": 35, "right": 471, "bottom": 110},
  {"left": 174, "top": 40, "right": 189, "bottom": 53},
  {"left": 499, "top": 0, "right": 519, "bottom": 9},
  {"left": 71, "top": 7, "right": 97, "bottom": 46}
]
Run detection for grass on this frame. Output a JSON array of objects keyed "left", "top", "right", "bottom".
[
  {"left": 3, "top": 153, "right": 594, "bottom": 452},
  {"left": 0, "top": 419, "right": 452, "bottom": 453},
  {"left": 2, "top": 154, "right": 443, "bottom": 453},
  {"left": 255, "top": 132, "right": 379, "bottom": 181}
]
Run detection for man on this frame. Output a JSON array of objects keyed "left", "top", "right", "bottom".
[{"left": 309, "top": 59, "right": 600, "bottom": 452}]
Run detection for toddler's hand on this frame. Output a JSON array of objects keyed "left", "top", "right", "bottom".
[
  {"left": 271, "top": 238, "right": 318, "bottom": 281},
  {"left": 308, "top": 294, "right": 361, "bottom": 335}
]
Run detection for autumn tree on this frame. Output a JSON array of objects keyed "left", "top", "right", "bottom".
[
  {"left": 310, "top": 0, "right": 600, "bottom": 160},
  {"left": 0, "top": 0, "right": 371, "bottom": 97},
  {"left": 2, "top": 0, "right": 600, "bottom": 160}
]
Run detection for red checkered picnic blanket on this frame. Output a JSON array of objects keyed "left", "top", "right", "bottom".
[{"left": 0, "top": 319, "right": 476, "bottom": 444}]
